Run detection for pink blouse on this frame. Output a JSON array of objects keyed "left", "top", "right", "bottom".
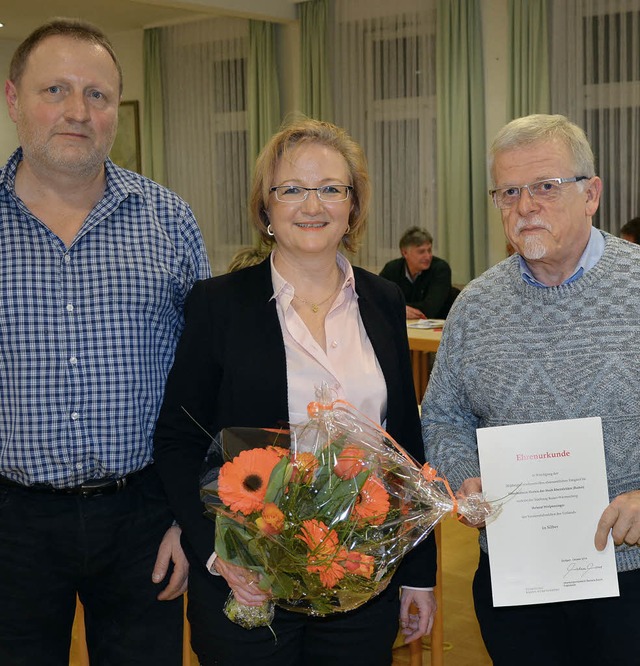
[{"left": 270, "top": 253, "right": 388, "bottom": 428}]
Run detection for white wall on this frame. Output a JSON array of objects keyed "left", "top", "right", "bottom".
[{"left": 0, "top": 39, "right": 19, "bottom": 162}]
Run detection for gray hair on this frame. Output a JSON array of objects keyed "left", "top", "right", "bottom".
[
  {"left": 399, "top": 226, "right": 433, "bottom": 250},
  {"left": 488, "top": 114, "right": 596, "bottom": 185}
]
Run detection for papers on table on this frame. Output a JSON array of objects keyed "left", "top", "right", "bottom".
[
  {"left": 477, "top": 417, "right": 619, "bottom": 606},
  {"left": 406, "top": 319, "right": 445, "bottom": 329}
]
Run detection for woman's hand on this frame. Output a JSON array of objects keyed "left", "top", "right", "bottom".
[
  {"left": 399, "top": 588, "right": 437, "bottom": 643},
  {"left": 213, "top": 557, "right": 270, "bottom": 606}
]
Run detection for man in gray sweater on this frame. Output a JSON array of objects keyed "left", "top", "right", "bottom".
[{"left": 422, "top": 114, "right": 640, "bottom": 665}]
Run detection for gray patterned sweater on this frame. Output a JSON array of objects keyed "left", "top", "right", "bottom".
[{"left": 422, "top": 231, "right": 640, "bottom": 572}]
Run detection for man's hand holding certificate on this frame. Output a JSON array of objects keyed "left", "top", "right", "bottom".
[{"left": 477, "top": 417, "right": 619, "bottom": 606}]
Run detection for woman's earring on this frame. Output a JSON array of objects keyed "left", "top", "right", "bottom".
[{"left": 267, "top": 224, "right": 275, "bottom": 237}]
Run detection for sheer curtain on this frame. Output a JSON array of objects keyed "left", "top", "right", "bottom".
[
  {"left": 551, "top": 0, "right": 640, "bottom": 233},
  {"left": 158, "top": 17, "right": 252, "bottom": 273},
  {"left": 330, "top": 0, "right": 437, "bottom": 273}
]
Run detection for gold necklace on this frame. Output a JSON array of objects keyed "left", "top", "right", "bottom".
[{"left": 293, "top": 277, "right": 342, "bottom": 313}]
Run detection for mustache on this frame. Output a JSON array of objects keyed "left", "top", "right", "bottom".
[
  {"left": 514, "top": 216, "right": 551, "bottom": 234},
  {"left": 55, "top": 122, "right": 93, "bottom": 134}
]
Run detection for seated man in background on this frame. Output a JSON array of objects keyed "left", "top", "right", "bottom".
[
  {"left": 380, "top": 226, "right": 454, "bottom": 319},
  {"left": 620, "top": 216, "right": 640, "bottom": 244}
]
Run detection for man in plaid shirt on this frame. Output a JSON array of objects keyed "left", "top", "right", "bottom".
[{"left": 0, "top": 18, "right": 210, "bottom": 665}]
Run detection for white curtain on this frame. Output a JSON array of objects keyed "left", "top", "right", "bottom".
[
  {"left": 331, "top": 0, "right": 438, "bottom": 272},
  {"left": 550, "top": 0, "right": 640, "bottom": 233},
  {"left": 159, "top": 18, "right": 251, "bottom": 273}
]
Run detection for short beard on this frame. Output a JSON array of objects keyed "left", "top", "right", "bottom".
[
  {"left": 514, "top": 216, "right": 550, "bottom": 261},
  {"left": 29, "top": 145, "right": 109, "bottom": 179},
  {"left": 520, "top": 235, "right": 547, "bottom": 260},
  {"left": 17, "top": 112, "right": 117, "bottom": 180}
]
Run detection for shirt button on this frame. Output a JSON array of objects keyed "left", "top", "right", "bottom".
[
  {"left": 64, "top": 254, "right": 71, "bottom": 264},
  {"left": 75, "top": 462, "right": 83, "bottom": 470},
  {"left": 331, "top": 340, "right": 338, "bottom": 348},
  {"left": 71, "top": 411, "right": 79, "bottom": 421},
  {"left": 66, "top": 304, "right": 74, "bottom": 313},
  {"left": 70, "top": 357, "right": 77, "bottom": 366}
]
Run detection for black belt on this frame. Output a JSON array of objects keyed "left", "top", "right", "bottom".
[{"left": 0, "top": 465, "right": 153, "bottom": 498}]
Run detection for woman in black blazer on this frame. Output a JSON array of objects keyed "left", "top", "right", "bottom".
[{"left": 154, "top": 118, "right": 437, "bottom": 666}]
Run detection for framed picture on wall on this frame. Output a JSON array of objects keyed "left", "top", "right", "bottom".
[{"left": 110, "top": 100, "right": 141, "bottom": 173}]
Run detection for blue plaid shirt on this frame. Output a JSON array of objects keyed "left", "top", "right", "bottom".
[{"left": 0, "top": 149, "right": 211, "bottom": 487}]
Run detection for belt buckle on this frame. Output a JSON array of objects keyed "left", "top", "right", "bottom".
[{"left": 79, "top": 478, "right": 116, "bottom": 498}]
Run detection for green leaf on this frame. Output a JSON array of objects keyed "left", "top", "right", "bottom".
[{"left": 264, "top": 456, "right": 293, "bottom": 504}]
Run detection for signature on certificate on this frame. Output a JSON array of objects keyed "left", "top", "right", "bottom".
[{"left": 563, "top": 559, "right": 604, "bottom": 580}]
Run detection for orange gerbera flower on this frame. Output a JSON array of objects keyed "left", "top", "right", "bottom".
[
  {"left": 218, "top": 447, "right": 282, "bottom": 515},
  {"left": 291, "top": 451, "right": 319, "bottom": 483},
  {"left": 297, "top": 519, "right": 339, "bottom": 555},
  {"left": 297, "top": 519, "right": 346, "bottom": 588},
  {"left": 256, "top": 502, "right": 285, "bottom": 535},
  {"left": 351, "top": 475, "right": 390, "bottom": 525},
  {"left": 341, "top": 550, "right": 375, "bottom": 579},
  {"left": 316, "top": 558, "right": 346, "bottom": 588},
  {"left": 333, "top": 445, "right": 367, "bottom": 480}
]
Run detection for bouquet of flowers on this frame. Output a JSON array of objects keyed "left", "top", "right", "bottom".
[{"left": 200, "top": 390, "right": 496, "bottom": 629}]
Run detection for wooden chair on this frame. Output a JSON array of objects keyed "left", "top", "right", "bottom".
[{"left": 70, "top": 599, "right": 89, "bottom": 666}]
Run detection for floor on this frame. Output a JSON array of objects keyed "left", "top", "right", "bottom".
[{"left": 69, "top": 517, "right": 491, "bottom": 666}]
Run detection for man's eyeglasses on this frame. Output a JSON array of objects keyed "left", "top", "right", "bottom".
[
  {"left": 270, "top": 185, "right": 353, "bottom": 203},
  {"left": 489, "top": 176, "right": 590, "bottom": 209}
]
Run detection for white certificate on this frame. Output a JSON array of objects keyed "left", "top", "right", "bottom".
[{"left": 477, "top": 417, "right": 619, "bottom": 606}]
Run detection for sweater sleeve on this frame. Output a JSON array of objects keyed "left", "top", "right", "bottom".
[{"left": 420, "top": 306, "right": 482, "bottom": 493}]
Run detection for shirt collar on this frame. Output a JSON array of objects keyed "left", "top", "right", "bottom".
[
  {"left": 0, "top": 148, "right": 23, "bottom": 194},
  {"left": 270, "top": 251, "right": 355, "bottom": 302},
  {"left": 0, "top": 148, "right": 143, "bottom": 203},
  {"left": 519, "top": 226, "right": 605, "bottom": 287},
  {"left": 404, "top": 262, "right": 420, "bottom": 283},
  {"left": 103, "top": 158, "right": 145, "bottom": 201}
]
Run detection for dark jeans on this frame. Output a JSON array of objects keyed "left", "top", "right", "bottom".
[
  {"left": 0, "top": 468, "right": 183, "bottom": 666},
  {"left": 187, "top": 560, "right": 401, "bottom": 666},
  {"left": 473, "top": 549, "right": 640, "bottom": 666}
]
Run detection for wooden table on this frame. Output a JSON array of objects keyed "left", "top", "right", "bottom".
[
  {"left": 407, "top": 324, "right": 442, "bottom": 353},
  {"left": 407, "top": 324, "right": 442, "bottom": 404}
]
